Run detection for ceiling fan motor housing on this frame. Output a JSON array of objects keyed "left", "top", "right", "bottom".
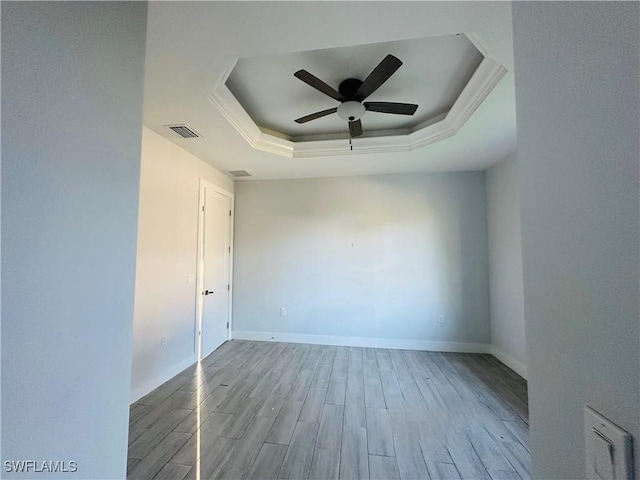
[{"left": 338, "top": 78, "right": 364, "bottom": 100}]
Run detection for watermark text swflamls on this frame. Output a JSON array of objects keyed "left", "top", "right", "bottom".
[{"left": 4, "top": 460, "right": 78, "bottom": 473}]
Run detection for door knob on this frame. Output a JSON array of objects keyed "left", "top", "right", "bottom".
[{"left": 204, "top": 290, "right": 214, "bottom": 295}]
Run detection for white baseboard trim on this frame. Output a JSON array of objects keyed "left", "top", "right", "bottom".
[
  {"left": 231, "top": 330, "right": 491, "bottom": 354},
  {"left": 490, "top": 346, "right": 527, "bottom": 379},
  {"left": 130, "top": 354, "right": 195, "bottom": 404}
]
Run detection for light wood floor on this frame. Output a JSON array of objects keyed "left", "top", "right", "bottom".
[{"left": 127, "top": 340, "right": 530, "bottom": 480}]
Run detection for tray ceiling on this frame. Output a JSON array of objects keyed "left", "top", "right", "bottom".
[
  {"left": 226, "top": 34, "right": 483, "bottom": 139},
  {"left": 143, "top": 2, "right": 517, "bottom": 179}
]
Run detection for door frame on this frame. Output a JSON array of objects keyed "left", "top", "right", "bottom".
[{"left": 194, "top": 179, "right": 235, "bottom": 362}]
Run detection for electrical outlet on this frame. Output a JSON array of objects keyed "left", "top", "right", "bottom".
[
  {"left": 437, "top": 314, "right": 444, "bottom": 324},
  {"left": 160, "top": 334, "right": 167, "bottom": 346},
  {"left": 280, "top": 307, "right": 286, "bottom": 317},
  {"left": 187, "top": 274, "right": 195, "bottom": 284}
]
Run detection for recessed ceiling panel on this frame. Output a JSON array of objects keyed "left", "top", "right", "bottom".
[{"left": 225, "top": 34, "right": 483, "bottom": 140}]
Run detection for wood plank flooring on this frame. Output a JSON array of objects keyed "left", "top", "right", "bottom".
[{"left": 128, "top": 340, "right": 530, "bottom": 480}]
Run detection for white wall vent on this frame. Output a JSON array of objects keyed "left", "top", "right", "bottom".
[
  {"left": 228, "top": 170, "right": 251, "bottom": 177},
  {"left": 166, "top": 124, "right": 201, "bottom": 138}
]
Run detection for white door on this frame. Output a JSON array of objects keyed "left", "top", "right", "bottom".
[{"left": 198, "top": 183, "right": 232, "bottom": 360}]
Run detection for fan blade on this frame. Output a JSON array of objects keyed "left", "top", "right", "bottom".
[
  {"left": 294, "top": 107, "right": 338, "bottom": 124},
  {"left": 364, "top": 102, "right": 418, "bottom": 115},
  {"left": 355, "top": 54, "right": 403, "bottom": 100},
  {"left": 349, "top": 119, "right": 363, "bottom": 137},
  {"left": 294, "top": 70, "right": 343, "bottom": 101}
]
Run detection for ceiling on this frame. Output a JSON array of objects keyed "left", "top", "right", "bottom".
[{"left": 143, "top": 2, "right": 516, "bottom": 180}]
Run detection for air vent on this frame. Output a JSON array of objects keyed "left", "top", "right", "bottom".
[
  {"left": 228, "top": 170, "right": 251, "bottom": 177},
  {"left": 166, "top": 124, "right": 200, "bottom": 138}
]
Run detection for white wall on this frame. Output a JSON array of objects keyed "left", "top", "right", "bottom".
[
  {"left": 486, "top": 152, "right": 526, "bottom": 377},
  {"left": 131, "top": 127, "right": 234, "bottom": 402},
  {"left": 232, "top": 173, "right": 490, "bottom": 351},
  {"left": 1, "top": 3, "right": 147, "bottom": 478},
  {"left": 513, "top": 2, "right": 639, "bottom": 478}
]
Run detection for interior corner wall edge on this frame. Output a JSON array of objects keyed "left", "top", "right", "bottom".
[
  {"left": 0, "top": 62, "right": 3, "bottom": 468},
  {"left": 130, "top": 126, "right": 233, "bottom": 403},
  {"left": 486, "top": 151, "right": 527, "bottom": 378},
  {"left": 232, "top": 172, "right": 490, "bottom": 348},
  {"left": 513, "top": 2, "right": 639, "bottom": 478},
  {"left": 1, "top": 2, "right": 148, "bottom": 478}
]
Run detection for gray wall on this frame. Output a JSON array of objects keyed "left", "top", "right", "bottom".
[
  {"left": 1, "top": 3, "right": 147, "bottom": 478},
  {"left": 131, "top": 127, "right": 234, "bottom": 401},
  {"left": 513, "top": 2, "right": 639, "bottom": 478},
  {"left": 233, "top": 173, "right": 490, "bottom": 348},
  {"left": 486, "top": 152, "right": 526, "bottom": 375}
]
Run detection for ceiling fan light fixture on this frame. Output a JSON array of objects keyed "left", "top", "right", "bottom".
[{"left": 337, "top": 101, "right": 366, "bottom": 122}]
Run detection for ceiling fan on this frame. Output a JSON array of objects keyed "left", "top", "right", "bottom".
[{"left": 294, "top": 54, "right": 418, "bottom": 138}]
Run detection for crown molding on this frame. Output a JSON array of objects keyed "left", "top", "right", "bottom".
[{"left": 208, "top": 39, "right": 506, "bottom": 159}]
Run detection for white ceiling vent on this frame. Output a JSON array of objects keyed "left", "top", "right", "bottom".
[
  {"left": 166, "top": 124, "right": 201, "bottom": 138},
  {"left": 228, "top": 170, "right": 251, "bottom": 177}
]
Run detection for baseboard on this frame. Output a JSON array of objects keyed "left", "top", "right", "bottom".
[
  {"left": 231, "top": 330, "right": 491, "bottom": 354},
  {"left": 130, "top": 354, "right": 195, "bottom": 404},
  {"left": 490, "top": 346, "right": 527, "bottom": 379}
]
